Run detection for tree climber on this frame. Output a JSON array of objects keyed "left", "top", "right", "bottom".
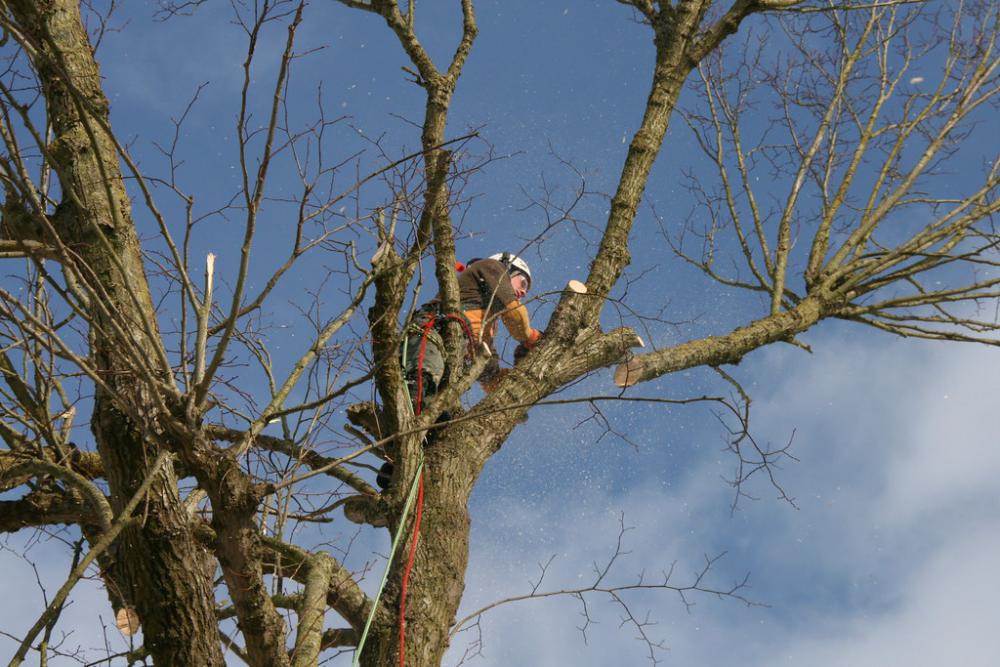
[
  {"left": 401, "top": 252, "right": 543, "bottom": 401},
  {"left": 374, "top": 253, "right": 543, "bottom": 491}
]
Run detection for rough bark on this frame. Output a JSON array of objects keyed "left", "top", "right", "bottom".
[
  {"left": 3, "top": 2, "right": 224, "bottom": 664},
  {"left": 0, "top": 490, "right": 94, "bottom": 532},
  {"left": 202, "top": 452, "right": 290, "bottom": 667},
  {"left": 357, "top": 448, "right": 475, "bottom": 667}
]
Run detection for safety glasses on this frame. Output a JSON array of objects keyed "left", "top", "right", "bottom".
[{"left": 511, "top": 273, "right": 529, "bottom": 294}]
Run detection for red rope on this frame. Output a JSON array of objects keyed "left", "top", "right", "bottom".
[
  {"left": 400, "top": 316, "right": 434, "bottom": 667},
  {"left": 413, "top": 318, "right": 437, "bottom": 415},
  {"left": 400, "top": 311, "right": 475, "bottom": 667},
  {"left": 398, "top": 473, "right": 424, "bottom": 667}
]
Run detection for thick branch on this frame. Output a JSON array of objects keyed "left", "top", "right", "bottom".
[
  {"left": 0, "top": 489, "right": 95, "bottom": 532},
  {"left": 4, "top": 458, "right": 112, "bottom": 531},
  {"left": 618, "top": 294, "right": 829, "bottom": 386},
  {"left": 261, "top": 537, "right": 373, "bottom": 633},
  {"left": 291, "top": 553, "right": 334, "bottom": 667}
]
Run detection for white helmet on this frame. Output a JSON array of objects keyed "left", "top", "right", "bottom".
[{"left": 488, "top": 252, "right": 532, "bottom": 289}]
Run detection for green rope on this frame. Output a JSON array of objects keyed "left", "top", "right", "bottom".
[{"left": 352, "top": 456, "right": 424, "bottom": 666}]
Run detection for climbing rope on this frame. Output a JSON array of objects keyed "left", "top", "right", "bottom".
[
  {"left": 399, "top": 312, "right": 475, "bottom": 667},
  {"left": 398, "top": 471, "right": 424, "bottom": 666},
  {"left": 351, "top": 457, "right": 424, "bottom": 667},
  {"left": 354, "top": 309, "right": 475, "bottom": 667}
]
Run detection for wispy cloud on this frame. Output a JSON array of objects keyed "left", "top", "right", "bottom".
[{"left": 455, "top": 334, "right": 1000, "bottom": 666}]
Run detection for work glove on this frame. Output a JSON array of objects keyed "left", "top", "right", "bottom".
[
  {"left": 524, "top": 328, "right": 543, "bottom": 348},
  {"left": 515, "top": 329, "right": 543, "bottom": 362}
]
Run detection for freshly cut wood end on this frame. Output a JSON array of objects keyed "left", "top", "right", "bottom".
[
  {"left": 635, "top": 336, "right": 646, "bottom": 348},
  {"left": 567, "top": 279, "right": 588, "bottom": 294},
  {"left": 371, "top": 242, "right": 389, "bottom": 265},
  {"left": 613, "top": 358, "right": 644, "bottom": 388},
  {"left": 116, "top": 607, "right": 140, "bottom": 636}
]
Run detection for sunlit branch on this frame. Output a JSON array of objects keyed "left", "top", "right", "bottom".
[{"left": 261, "top": 536, "right": 372, "bottom": 633}]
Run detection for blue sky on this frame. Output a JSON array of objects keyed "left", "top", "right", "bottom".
[
  {"left": 458, "top": 327, "right": 1000, "bottom": 666},
  {"left": 2, "top": 1, "right": 999, "bottom": 665}
]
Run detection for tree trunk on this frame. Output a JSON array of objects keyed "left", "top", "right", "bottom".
[
  {"left": 360, "top": 449, "right": 475, "bottom": 667},
  {"left": 5, "top": 2, "right": 225, "bottom": 664},
  {"left": 204, "top": 455, "right": 291, "bottom": 667}
]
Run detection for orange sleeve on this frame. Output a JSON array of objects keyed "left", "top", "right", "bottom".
[
  {"left": 463, "top": 308, "right": 486, "bottom": 342},
  {"left": 500, "top": 300, "right": 541, "bottom": 346}
]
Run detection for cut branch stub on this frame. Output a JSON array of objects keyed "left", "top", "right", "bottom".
[
  {"left": 566, "top": 279, "right": 588, "bottom": 294},
  {"left": 116, "top": 607, "right": 141, "bottom": 636},
  {"left": 371, "top": 241, "right": 389, "bottom": 265},
  {"left": 614, "top": 358, "right": 645, "bottom": 388}
]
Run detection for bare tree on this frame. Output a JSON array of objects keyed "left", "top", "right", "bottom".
[{"left": 0, "top": 1, "right": 997, "bottom": 666}]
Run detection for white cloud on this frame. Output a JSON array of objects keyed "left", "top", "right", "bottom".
[
  {"left": 769, "top": 519, "right": 1000, "bottom": 667},
  {"left": 453, "top": 334, "right": 1000, "bottom": 666}
]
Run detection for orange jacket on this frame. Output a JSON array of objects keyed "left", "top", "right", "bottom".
[{"left": 457, "top": 258, "right": 541, "bottom": 349}]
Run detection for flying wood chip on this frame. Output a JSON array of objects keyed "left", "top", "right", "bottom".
[{"left": 116, "top": 607, "right": 141, "bottom": 636}]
